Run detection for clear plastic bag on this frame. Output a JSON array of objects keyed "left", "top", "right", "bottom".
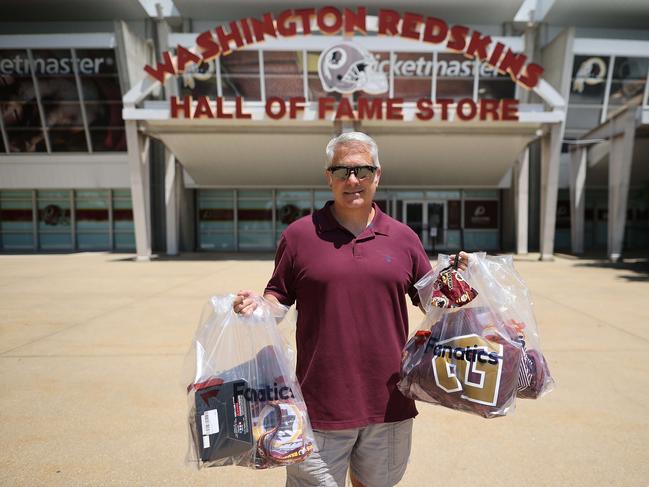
[
  {"left": 398, "top": 253, "right": 553, "bottom": 419},
  {"left": 184, "top": 294, "right": 315, "bottom": 469}
]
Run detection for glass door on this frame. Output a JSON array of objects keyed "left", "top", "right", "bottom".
[
  {"left": 427, "top": 201, "right": 446, "bottom": 251},
  {"left": 403, "top": 200, "right": 447, "bottom": 251}
]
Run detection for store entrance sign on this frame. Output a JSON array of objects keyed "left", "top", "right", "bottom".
[
  {"left": 170, "top": 95, "right": 519, "bottom": 121},
  {"left": 144, "top": 6, "right": 544, "bottom": 90}
]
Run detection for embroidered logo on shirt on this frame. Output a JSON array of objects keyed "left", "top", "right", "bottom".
[{"left": 384, "top": 255, "right": 393, "bottom": 263}]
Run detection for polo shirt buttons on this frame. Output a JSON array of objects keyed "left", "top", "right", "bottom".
[{"left": 352, "top": 239, "right": 362, "bottom": 258}]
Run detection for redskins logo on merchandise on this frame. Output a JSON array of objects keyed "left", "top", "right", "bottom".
[
  {"left": 431, "top": 334, "right": 504, "bottom": 406},
  {"left": 255, "top": 403, "right": 303, "bottom": 443},
  {"left": 254, "top": 402, "right": 313, "bottom": 467}
]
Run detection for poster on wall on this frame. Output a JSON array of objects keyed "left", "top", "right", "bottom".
[
  {"left": 464, "top": 200, "right": 498, "bottom": 229},
  {"left": 0, "top": 49, "right": 125, "bottom": 152}
]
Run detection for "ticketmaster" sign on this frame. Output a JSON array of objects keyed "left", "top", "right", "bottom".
[{"left": 0, "top": 54, "right": 113, "bottom": 75}]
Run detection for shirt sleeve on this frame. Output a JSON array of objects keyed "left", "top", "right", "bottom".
[
  {"left": 408, "top": 235, "right": 432, "bottom": 306},
  {"left": 264, "top": 233, "right": 297, "bottom": 307}
]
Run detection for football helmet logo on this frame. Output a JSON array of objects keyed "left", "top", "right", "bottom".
[{"left": 318, "top": 42, "right": 388, "bottom": 95}]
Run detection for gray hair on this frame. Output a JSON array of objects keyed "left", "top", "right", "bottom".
[{"left": 325, "top": 131, "right": 380, "bottom": 168}]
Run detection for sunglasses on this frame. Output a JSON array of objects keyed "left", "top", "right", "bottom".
[{"left": 327, "top": 165, "right": 377, "bottom": 181}]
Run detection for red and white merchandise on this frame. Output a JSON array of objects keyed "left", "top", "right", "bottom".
[{"left": 398, "top": 253, "right": 553, "bottom": 418}]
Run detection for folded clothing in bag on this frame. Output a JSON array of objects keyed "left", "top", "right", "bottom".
[
  {"left": 184, "top": 295, "right": 316, "bottom": 470},
  {"left": 188, "top": 374, "right": 313, "bottom": 468},
  {"left": 400, "top": 253, "right": 554, "bottom": 418},
  {"left": 515, "top": 340, "right": 552, "bottom": 399},
  {"left": 399, "top": 307, "right": 523, "bottom": 418}
]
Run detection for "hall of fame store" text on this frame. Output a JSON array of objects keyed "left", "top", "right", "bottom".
[{"left": 170, "top": 95, "right": 520, "bottom": 121}]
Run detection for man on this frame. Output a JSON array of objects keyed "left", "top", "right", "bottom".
[{"left": 234, "top": 132, "right": 468, "bottom": 487}]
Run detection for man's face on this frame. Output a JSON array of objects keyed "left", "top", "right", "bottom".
[{"left": 325, "top": 142, "right": 381, "bottom": 211}]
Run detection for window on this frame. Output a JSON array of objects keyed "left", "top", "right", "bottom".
[
  {"left": 75, "top": 190, "right": 110, "bottom": 249},
  {"left": 0, "top": 48, "right": 126, "bottom": 153},
  {"left": 0, "top": 190, "right": 34, "bottom": 249},
  {"left": 37, "top": 190, "right": 72, "bottom": 249},
  {"left": 566, "top": 55, "right": 610, "bottom": 134},
  {"left": 435, "top": 53, "right": 474, "bottom": 101},
  {"left": 112, "top": 189, "right": 135, "bottom": 250},
  {"left": 393, "top": 52, "right": 432, "bottom": 101},
  {"left": 263, "top": 51, "right": 305, "bottom": 100},
  {"left": 607, "top": 57, "right": 649, "bottom": 110},
  {"left": 197, "top": 190, "right": 234, "bottom": 250},
  {"left": 76, "top": 49, "right": 126, "bottom": 152},
  {"left": 32, "top": 49, "right": 88, "bottom": 152},
  {"left": 0, "top": 49, "right": 47, "bottom": 153},
  {"left": 477, "top": 61, "right": 515, "bottom": 100},
  {"left": 570, "top": 55, "right": 609, "bottom": 105},
  {"left": 276, "top": 191, "right": 311, "bottom": 241},
  {"left": 0, "top": 188, "right": 134, "bottom": 252},
  {"left": 238, "top": 190, "right": 273, "bottom": 250},
  {"left": 221, "top": 51, "right": 261, "bottom": 101}
]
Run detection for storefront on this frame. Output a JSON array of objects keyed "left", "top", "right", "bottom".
[
  {"left": 1, "top": 2, "right": 648, "bottom": 259},
  {"left": 121, "top": 7, "right": 569, "bottom": 260},
  {"left": 195, "top": 188, "right": 502, "bottom": 252}
]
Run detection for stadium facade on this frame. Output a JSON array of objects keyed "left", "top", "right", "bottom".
[{"left": 1, "top": 0, "right": 648, "bottom": 261}]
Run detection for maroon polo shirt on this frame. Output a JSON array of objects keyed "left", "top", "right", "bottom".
[{"left": 264, "top": 201, "right": 431, "bottom": 430}]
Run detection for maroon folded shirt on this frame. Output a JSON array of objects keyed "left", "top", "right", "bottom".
[{"left": 399, "top": 307, "right": 523, "bottom": 418}]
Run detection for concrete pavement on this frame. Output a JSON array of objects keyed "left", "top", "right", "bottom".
[{"left": 1, "top": 252, "right": 648, "bottom": 486}]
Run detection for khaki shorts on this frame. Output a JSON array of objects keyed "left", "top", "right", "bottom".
[{"left": 286, "top": 419, "right": 413, "bottom": 487}]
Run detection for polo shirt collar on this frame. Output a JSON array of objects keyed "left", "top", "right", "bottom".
[{"left": 317, "top": 201, "right": 391, "bottom": 236}]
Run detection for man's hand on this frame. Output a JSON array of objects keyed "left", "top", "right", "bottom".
[
  {"left": 449, "top": 251, "right": 470, "bottom": 271},
  {"left": 233, "top": 291, "right": 284, "bottom": 317},
  {"left": 233, "top": 290, "right": 261, "bottom": 316}
]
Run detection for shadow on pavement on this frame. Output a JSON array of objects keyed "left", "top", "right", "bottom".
[
  {"left": 573, "top": 257, "right": 649, "bottom": 282},
  {"left": 109, "top": 252, "right": 277, "bottom": 262}
]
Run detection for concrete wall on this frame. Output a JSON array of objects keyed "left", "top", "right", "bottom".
[{"left": 0, "top": 155, "right": 130, "bottom": 189}]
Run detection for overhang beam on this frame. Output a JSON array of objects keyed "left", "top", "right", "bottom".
[{"left": 514, "top": 0, "right": 556, "bottom": 23}]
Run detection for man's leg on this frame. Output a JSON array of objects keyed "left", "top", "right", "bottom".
[
  {"left": 286, "top": 428, "right": 359, "bottom": 487},
  {"left": 349, "top": 419, "right": 414, "bottom": 487}
]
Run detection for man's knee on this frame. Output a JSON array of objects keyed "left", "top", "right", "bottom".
[{"left": 350, "top": 419, "right": 413, "bottom": 487}]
